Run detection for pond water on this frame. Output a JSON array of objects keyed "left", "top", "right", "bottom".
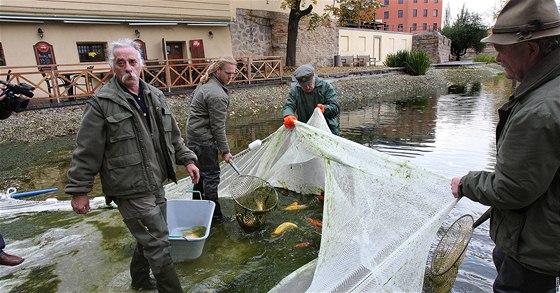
[{"left": 0, "top": 73, "right": 512, "bottom": 292}]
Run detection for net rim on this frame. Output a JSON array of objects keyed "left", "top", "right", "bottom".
[
  {"left": 430, "top": 214, "right": 474, "bottom": 276},
  {"left": 230, "top": 174, "right": 279, "bottom": 213}
]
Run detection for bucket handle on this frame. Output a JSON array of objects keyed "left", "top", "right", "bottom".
[{"left": 184, "top": 189, "right": 202, "bottom": 199}]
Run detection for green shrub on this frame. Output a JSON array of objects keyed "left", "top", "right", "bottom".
[
  {"left": 404, "top": 50, "right": 432, "bottom": 75},
  {"left": 473, "top": 54, "right": 497, "bottom": 63},
  {"left": 385, "top": 50, "right": 431, "bottom": 75},
  {"left": 384, "top": 50, "right": 410, "bottom": 67}
]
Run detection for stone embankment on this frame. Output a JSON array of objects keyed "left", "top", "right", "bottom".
[{"left": 0, "top": 64, "right": 503, "bottom": 144}]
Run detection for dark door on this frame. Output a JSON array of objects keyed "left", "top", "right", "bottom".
[
  {"left": 166, "top": 42, "right": 185, "bottom": 85},
  {"left": 189, "top": 39, "right": 205, "bottom": 60}
]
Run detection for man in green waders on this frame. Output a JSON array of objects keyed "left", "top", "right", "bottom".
[
  {"left": 282, "top": 64, "right": 341, "bottom": 135},
  {"left": 66, "top": 38, "right": 200, "bottom": 292}
]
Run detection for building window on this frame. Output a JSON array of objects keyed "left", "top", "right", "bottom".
[
  {"left": 424, "top": 0, "right": 428, "bottom": 2},
  {"left": 423, "top": 9, "right": 428, "bottom": 17},
  {"left": 413, "top": 9, "right": 417, "bottom": 17},
  {"left": 398, "top": 10, "right": 403, "bottom": 18},
  {"left": 414, "top": 0, "right": 418, "bottom": 2},
  {"left": 423, "top": 23, "right": 428, "bottom": 30},
  {"left": 433, "top": 23, "right": 438, "bottom": 31},
  {"left": 398, "top": 0, "right": 403, "bottom": 3},
  {"left": 434, "top": 0, "right": 438, "bottom": 2},
  {"left": 0, "top": 43, "right": 5, "bottom": 66},
  {"left": 77, "top": 43, "right": 106, "bottom": 63},
  {"left": 384, "top": 11, "right": 390, "bottom": 19},
  {"left": 398, "top": 24, "right": 403, "bottom": 31},
  {"left": 412, "top": 23, "right": 417, "bottom": 31},
  {"left": 433, "top": 9, "right": 438, "bottom": 17},
  {"left": 384, "top": 0, "right": 389, "bottom": 5}
]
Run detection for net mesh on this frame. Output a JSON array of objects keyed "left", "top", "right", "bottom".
[
  {"left": 229, "top": 175, "right": 278, "bottom": 231},
  {"left": 166, "top": 109, "right": 458, "bottom": 292},
  {"left": 427, "top": 215, "right": 474, "bottom": 291}
]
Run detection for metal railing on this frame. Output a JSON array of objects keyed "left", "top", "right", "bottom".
[{"left": 0, "top": 56, "right": 284, "bottom": 106}]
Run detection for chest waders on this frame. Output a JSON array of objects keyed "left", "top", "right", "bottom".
[{"left": 123, "top": 203, "right": 184, "bottom": 293}]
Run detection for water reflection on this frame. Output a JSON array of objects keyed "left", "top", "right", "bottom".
[{"left": 341, "top": 82, "right": 498, "bottom": 176}]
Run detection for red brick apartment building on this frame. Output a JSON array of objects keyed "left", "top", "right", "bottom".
[{"left": 376, "top": 0, "right": 443, "bottom": 33}]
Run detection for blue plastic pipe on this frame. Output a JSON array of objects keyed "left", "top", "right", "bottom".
[{"left": 11, "top": 187, "right": 59, "bottom": 198}]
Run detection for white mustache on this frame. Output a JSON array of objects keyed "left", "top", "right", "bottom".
[{"left": 121, "top": 72, "right": 138, "bottom": 83}]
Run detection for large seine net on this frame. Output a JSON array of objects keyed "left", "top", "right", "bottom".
[{"left": 166, "top": 109, "right": 458, "bottom": 292}]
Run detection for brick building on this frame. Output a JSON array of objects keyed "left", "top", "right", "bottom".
[{"left": 376, "top": 0, "right": 443, "bottom": 33}]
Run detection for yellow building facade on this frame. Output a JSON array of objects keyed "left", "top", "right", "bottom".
[{"left": 0, "top": 0, "right": 234, "bottom": 67}]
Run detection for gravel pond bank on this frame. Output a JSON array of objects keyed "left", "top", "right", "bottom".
[{"left": 0, "top": 64, "right": 503, "bottom": 145}]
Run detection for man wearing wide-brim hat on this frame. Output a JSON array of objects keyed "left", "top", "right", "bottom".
[
  {"left": 450, "top": 0, "right": 560, "bottom": 292},
  {"left": 282, "top": 64, "right": 341, "bottom": 135}
]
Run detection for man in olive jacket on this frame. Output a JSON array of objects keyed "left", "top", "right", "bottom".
[
  {"left": 282, "top": 64, "right": 340, "bottom": 135},
  {"left": 66, "top": 39, "right": 200, "bottom": 293},
  {"left": 186, "top": 56, "right": 237, "bottom": 222},
  {"left": 450, "top": 0, "right": 560, "bottom": 291}
]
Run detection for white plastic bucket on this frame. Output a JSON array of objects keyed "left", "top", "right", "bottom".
[{"left": 166, "top": 199, "right": 215, "bottom": 262}]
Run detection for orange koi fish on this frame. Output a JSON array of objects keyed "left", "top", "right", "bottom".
[
  {"left": 294, "top": 242, "right": 312, "bottom": 248},
  {"left": 284, "top": 201, "right": 308, "bottom": 211},
  {"left": 305, "top": 217, "right": 322, "bottom": 228}
]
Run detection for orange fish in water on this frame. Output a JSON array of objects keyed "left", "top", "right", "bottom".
[
  {"left": 294, "top": 242, "right": 312, "bottom": 248},
  {"left": 317, "top": 194, "right": 324, "bottom": 202},
  {"left": 284, "top": 201, "right": 308, "bottom": 211},
  {"left": 271, "top": 222, "right": 299, "bottom": 237},
  {"left": 305, "top": 217, "right": 322, "bottom": 228}
]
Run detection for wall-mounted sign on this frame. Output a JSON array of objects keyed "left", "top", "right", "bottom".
[{"left": 34, "top": 41, "right": 57, "bottom": 71}]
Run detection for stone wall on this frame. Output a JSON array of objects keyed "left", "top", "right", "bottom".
[
  {"left": 463, "top": 43, "right": 497, "bottom": 60},
  {"left": 412, "top": 32, "right": 451, "bottom": 64},
  {"left": 231, "top": 8, "right": 274, "bottom": 57},
  {"left": 232, "top": 8, "right": 338, "bottom": 67}
]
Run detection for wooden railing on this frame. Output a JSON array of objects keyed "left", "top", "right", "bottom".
[{"left": 0, "top": 56, "right": 284, "bottom": 107}]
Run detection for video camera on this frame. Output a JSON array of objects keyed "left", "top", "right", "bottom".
[{"left": 0, "top": 79, "right": 34, "bottom": 113}]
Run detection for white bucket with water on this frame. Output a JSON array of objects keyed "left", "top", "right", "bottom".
[{"left": 166, "top": 199, "right": 215, "bottom": 262}]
